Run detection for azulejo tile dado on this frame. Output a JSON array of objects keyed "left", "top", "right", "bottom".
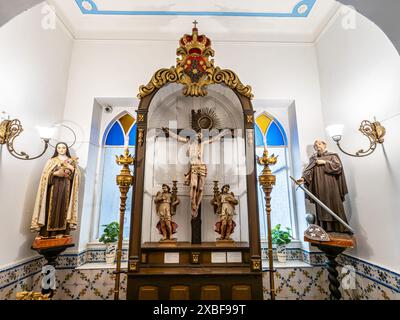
[
  {"left": 263, "top": 267, "right": 330, "bottom": 300},
  {"left": 0, "top": 257, "right": 44, "bottom": 292},
  {"left": 337, "top": 254, "right": 400, "bottom": 294},
  {"left": 1, "top": 246, "right": 399, "bottom": 300}
]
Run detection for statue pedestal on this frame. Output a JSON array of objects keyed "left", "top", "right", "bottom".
[
  {"left": 31, "top": 236, "right": 75, "bottom": 297},
  {"left": 158, "top": 239, "right": 178, "bottom": 247},
  {"left": 305, "top": 232, "right": 356, "bottom": 300},
  {"left": 216, "top": 239, "right": 235, "bottom": 246}
]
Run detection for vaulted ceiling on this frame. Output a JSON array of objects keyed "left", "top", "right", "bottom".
[{"left": 48, "top": 0, "right": 340, "bottom": 42}]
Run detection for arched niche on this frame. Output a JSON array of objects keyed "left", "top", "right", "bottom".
[
  {"left": 141, "top": 83, "right": 249, "bottom": 244},
  {"left": 129, "top": 81, "right": 261, "bottom": 269}
]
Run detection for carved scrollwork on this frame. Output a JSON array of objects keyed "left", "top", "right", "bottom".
[
  {"left": 137, "top": 25, "right": 253, "bottom": 99},
  {"left": 138, "top": 68, "right": 179, "bottom": 98},
  {"left": 213, "top": 68, "right": 253, "bottom": 99}
]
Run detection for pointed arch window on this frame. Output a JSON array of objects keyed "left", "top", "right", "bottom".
[
  {"left": 255, "top": 112, "right": 295, "bottom": 242},
  {"left": 99, "top": 113, "right": 137, "bottom": 240}
]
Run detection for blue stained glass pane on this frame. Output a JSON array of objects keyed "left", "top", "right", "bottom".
[
  {"left": 255, "top": 124, "right": 264, "bottom": 147},
  {"left": 275, "top": 120, "right": 288, "bottom": 146},
  {"left": 105, "top": 122, "right": 125, "bottom": 146},
  {"left": 266, "top": 121, "right": 286, "bottom": 146},
  {"left": 129, "top": 124, "right": 137, "bottom": 146}
]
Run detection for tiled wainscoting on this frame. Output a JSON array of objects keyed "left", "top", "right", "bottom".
[{"left": 1, "top": 248, "right": 399, "bottom": 300}]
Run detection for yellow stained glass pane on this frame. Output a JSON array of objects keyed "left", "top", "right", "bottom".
[
  {"left": 256, "top": 113, "right": 273, "bottom": 136},
  {"left": 119, "top": 114, "right": 135, "bottom": 135}
]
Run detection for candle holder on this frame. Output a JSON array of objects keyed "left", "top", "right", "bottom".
[
  {"left": 114, "top": 147, "right": 135, "bottom": 300},
  {"left": 257, "top": 148, "right": 278, "bottom": 300}
]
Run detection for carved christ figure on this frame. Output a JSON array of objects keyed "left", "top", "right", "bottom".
[{"left": 163, "top": 127, "right": 229, "bottom": 218}]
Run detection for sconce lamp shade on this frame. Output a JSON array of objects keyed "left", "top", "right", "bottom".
[
  {"left": 326, "top": 124, "right": 344, "bottom": 141},
  {"left": 36, "top": 126, "right": 56, "bottom": 140}
]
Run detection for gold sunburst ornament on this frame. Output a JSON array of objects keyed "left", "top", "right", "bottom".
[
  {"left": 138, "top": 21, "right": 253, "bottom": 99},
  {"left": 191, "top": 108, "right": 221, "bottom": 132}
]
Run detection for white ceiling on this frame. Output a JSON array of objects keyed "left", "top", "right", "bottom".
[{"left": 48, "top": 0, "right": 340, "bottom": 42}]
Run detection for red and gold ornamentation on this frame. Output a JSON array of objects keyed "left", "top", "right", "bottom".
[{"left": 138, "top": 22, "right": 253, "bottom": 99}]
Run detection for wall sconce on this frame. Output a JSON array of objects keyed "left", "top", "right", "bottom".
[
  {"left": 0, "top": 116, "right": 55, "bottom": 160},
  {"left": 326, "top": 120, "right": 386, "bottom": 157}
]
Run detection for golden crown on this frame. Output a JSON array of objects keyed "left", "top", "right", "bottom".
[{"left": 179, "top": 21, "right": 211, "bottom": 55}]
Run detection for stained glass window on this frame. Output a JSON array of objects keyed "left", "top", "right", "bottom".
[
  {"left": 255, "top": 113, "right": 294, "bottom": 243},
  {"left": 99, "top": 113, "right": 136, "bottom": 240}
]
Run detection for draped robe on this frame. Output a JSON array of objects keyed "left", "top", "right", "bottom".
[
  {"left": 31, "top": 157, "right": 80, "bottom": 237},
  {"left": 303, "top": 151, "right": 349, "bottom": 233}
]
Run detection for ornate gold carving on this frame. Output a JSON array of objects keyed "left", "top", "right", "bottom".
[
  {"left": 191, "top": 252, "right": 200, "bottom": 264},
  {"left": 114, "top": 148, "right": 135, "bottom": 300},
  {"left": 257, "top": 147, "right": 278, "bottom": 300},
  {"left": 138, "top": 68, "right": 179, "bottom": 98},
  {"left": 333, "top": 120, "right": 386, "bottom": 157},
  {"left": 191, "top": 108, "right": 220, "bottom": 132},
  {"left": 0, "top": 119, "right": 50, "bottom": 160},
  {"left": 138, "top": 129, "right": 145, "bottom": 146},
  {"left": 251, "top": 258, "right": 261, "bottom": 272},
  {"left": 138, "top": 24, "right": 253, "bottom": 99},
  {"left": 16, "top": 291, "right": 51, "bottom": 300},
  {"left": 129, "top": 260, "right": 138, "bottom": 272},
  {"left": 138, "top": 114, "right": 145, "bottom": 122},
  {"left": 0, "top": 119, "right": 11, "bottom": 144},
  {"left": 246, "top": 115, "right": 254, "bottom": 124}
]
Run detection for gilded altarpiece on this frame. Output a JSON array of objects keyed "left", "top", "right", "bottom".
[{"left": 127, "top": 25, "right": 263, "bottom": 300}]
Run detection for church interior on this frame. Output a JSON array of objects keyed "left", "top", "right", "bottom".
[{"left": 0, "top": 0, "right": 399, "bottom": 301}]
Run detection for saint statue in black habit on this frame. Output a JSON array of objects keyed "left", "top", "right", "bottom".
[{"left": 298, "top": 140, "right": 349, "bottom": 233}]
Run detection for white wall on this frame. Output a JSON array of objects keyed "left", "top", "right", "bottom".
[
  {"left": 63, "top": 39, "right": 325, "bottom": 250},
  {"left": 0, "top": 3, "right": 73, "bottom": 266},
  {"left": 316, "top": 9, "right": 400, "bottom": 272}
]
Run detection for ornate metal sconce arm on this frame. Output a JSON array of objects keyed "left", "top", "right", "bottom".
[
  {"left": 333, "top": 120, "right": 386, "bottom": 158},
  {"left": 0, "top": 119, "right": 50, "bottom": 160}
]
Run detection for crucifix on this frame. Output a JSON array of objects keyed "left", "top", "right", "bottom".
[
  {"left": 162, "top": 127, "right": 229, "bottom": 244},
  {"left": 193, "top": 20, "right": 198, "bottom": 29}
]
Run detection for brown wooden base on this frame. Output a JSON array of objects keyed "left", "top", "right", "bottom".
[
  {"left": 127, "top": 242, "right": 261, "bottom": 300},
  {"left": 32, "top": 235, "right": 73, "bottom": 250},
  {"left": 215, "top": 239, "right": 235, "bottom": 246},
  {"left": 305, "top": 232, "right": 356, "bottom": 300},
  {"left": 127, "top": 270, "right": 263, "bottom": 300},
  {"left": 31, "top": 237, "right": 75, "bottom": 299},
  {"left": 158, "top": 239, "right": 178, "bottom": 247}
]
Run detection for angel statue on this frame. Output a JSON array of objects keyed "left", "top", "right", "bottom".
[
  {"left": 31, "top": 142, "right": 80, "bottom": 238},
  {"left": 154, "top": 184, "right": 180, "bottom": 241},
  {"left": 211, "top": 184, "right": 239, "bottom": 241}
]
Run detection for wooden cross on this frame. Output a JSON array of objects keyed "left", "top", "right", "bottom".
[{"left": 193, "top": 20, "right": 198, "bottom": 29}]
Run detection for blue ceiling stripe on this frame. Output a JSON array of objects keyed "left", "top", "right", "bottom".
[{"left": 75, "top": 0, "right": 317, "bottom": 18}]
